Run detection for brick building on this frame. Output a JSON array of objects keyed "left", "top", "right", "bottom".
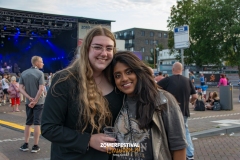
[{"left": 114, "top": 28, "right": 169, "bottom": 61}]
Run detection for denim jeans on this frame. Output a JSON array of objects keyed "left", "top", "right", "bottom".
[{"left": 184, "top": 116, "right": 194, "bottom": 157}]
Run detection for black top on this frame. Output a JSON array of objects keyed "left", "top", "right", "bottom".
[
  {"left": 105, "top": 90, "right": 123, "bottom": 125},
  {"left": 157, "top": 75, "right": 196, "bottom": 117},
  {"left": 41, "top": 71, "right": 123, "bottom": 160}
]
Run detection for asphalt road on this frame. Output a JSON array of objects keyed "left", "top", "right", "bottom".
[{"left": 0, "top": 86, "right": 239, "bottom": 159}]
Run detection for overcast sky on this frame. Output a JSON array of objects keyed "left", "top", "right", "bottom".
[{"left": 0, "top": 0, "right": 177, "bottom": 32}]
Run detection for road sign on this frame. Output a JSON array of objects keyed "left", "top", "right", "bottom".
[{"left": 174, "top": 25, "right": 190, "bottom": 49}]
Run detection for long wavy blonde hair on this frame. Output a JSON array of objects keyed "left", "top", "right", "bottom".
[{"left": 53, "top": 26, "right": 116, "bottom": 133}]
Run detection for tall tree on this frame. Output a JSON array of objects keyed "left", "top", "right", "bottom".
[
  {"left": 167, "top": 0, "right": 195, "bottom": 64},
  {"left": 167, "top": 0, "right": 240, "bottom": 77},
  {"left": 219, "top": 0, "right": 240, "bottom": 76}
]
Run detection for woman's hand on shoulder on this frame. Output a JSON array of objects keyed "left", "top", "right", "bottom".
[{"left": 89, "top": 133, "right": 116, "bottom": 152}]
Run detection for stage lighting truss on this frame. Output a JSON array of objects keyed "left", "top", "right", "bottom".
[{"left": 0, "top": 9, "right": 78, "bottom": 38}]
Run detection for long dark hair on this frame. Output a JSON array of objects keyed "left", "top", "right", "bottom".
[{"left": 111, "top": 51, "right": 161, "bottom": 129}]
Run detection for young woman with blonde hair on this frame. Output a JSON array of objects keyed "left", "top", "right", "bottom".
[{"left": 41, "top": 26, "right": 123, "bottom": 160}]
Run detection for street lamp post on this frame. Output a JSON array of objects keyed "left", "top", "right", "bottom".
[
  {"left": 154, "top": 46, "right": 155, "bottom": 69},
  {"left": 156, "top": 47, "right": 159, "bottom": 71},
  {"left": 153, "top": 36, "right": 159, "bottom": 69}
]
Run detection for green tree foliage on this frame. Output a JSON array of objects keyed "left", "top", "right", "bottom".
[{"left": 167, "top": 0, "right": 240, "bottom": 77}]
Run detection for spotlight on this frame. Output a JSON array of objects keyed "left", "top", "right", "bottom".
[
  {"left": 62, "top": 22, "right": 67, "bottom": 27},
  {"left": 8, "top": 37, "right": 10, "bottom": 40},
  {"left": 1, "top": 35, "right": 5, "bottom": 38},
  {"left": 46, "top": 39, "right": 49, "bottom": 42},
  {"left": 3, "top": 26, "right": 6, "bottom": 30},
  {"left": 69, "top": 23, "right": 72, "bottom": 27},
  {"left": 29, "top": 37, "right": 33, "bottom": 40},
  {"left": 48, "top": 30, "right": 51, "bottom": 36},
  {"left": 27, "top": 19, "right": 31, "bottom": 23},
  {"left": 16, "top": 28, "right": 19, "bottom": 31},
  {"left": 48, "top": 21, "right": 52, "bottom": 26}
]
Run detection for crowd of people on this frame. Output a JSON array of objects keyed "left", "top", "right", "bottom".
[
  {"left": 0, "top": 70, "right": 53, "bottom": 107},
  {"left": 1, "top": 26, "right": 240, "bottom": 160},
  {"left": 191, "top": 87, "right": 221, "bottom": 110}
]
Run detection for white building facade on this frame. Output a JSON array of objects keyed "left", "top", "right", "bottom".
[{"left": 157, "top": 49, "right": 179, "bottom": 71}]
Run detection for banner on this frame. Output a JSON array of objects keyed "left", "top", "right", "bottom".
[
  {"left": 204, "top": 74, "right": 220, "bottom": 85},
  {"left": 78, "top": 22, "right": 111, "bottom": 39}
]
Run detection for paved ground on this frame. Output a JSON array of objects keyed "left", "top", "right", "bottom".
[
  {"left": 188, "top": 87, "right": 240, "bottom": 133},
  {"left": 193, "top": 132, "right": 240, "bottom": 160},
  {"left": 0, "top": 126, "right": 50, "bottom": 160},
  {"left": 0, "top": 86, "right": 239, "bottom": 159}
]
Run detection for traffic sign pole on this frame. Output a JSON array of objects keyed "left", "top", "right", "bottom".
[
  {"left": 181, "top": 49, "right": 184, "bottom": 75},
  {"left": 174, "top": 25, "right": 189, "bottom": 77}
]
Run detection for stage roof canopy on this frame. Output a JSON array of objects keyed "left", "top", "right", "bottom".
[{"left": 0, "top": 7, "right": 115, "bottom": 39}]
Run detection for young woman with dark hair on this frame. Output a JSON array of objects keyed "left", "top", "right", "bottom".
[{"left": 111, "top": 51, "right": 187, "bottom": 160}]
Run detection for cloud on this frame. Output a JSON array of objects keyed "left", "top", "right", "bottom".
[{"left": 0, "top": 0, "right": 177, "bottom": 31}]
